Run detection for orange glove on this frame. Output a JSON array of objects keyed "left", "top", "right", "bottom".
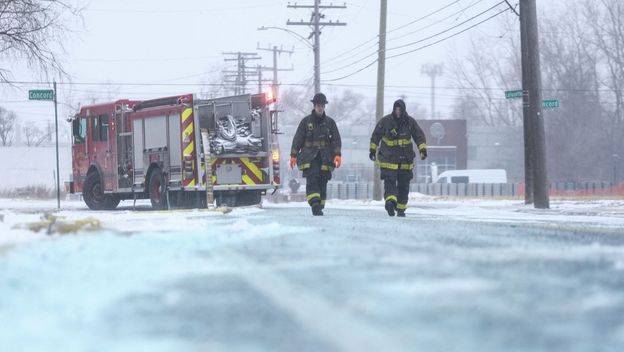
[
  {"left": 334, "top": 155, "right": 342, "bottom": 168},
  {"left": 289, "top": 156, "right": 297, "bottom": 169}
]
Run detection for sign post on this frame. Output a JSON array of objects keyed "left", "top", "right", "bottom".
[{"left": 28, "top": 86, "right": 60, "bottom": 209}]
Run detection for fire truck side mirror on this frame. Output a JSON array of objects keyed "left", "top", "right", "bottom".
[{"left": 72, "top": 119, "right": 80, "bottom": 136}]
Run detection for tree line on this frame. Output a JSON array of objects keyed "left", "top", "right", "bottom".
[{"left": 451, "top": 0, "right": 624, "bottom": 182}]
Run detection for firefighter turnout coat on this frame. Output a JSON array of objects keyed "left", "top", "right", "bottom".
[
  {"left": 370, "top": 100, "right": 427, "bottom": 172},
  {"left": 290, "top": 111, "right": 342, "bottom": 173}
]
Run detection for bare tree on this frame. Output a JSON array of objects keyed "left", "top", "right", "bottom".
[
  {"left": 280, "top": 85, "right": 375, "bottom": 127},
  {"left": 0, "top": 0, "right": 83, "bottom": 81},
  {"left": 584, "top": 0, "right": 624, "bottom": 182},
  {"left": 23, "top": 124, "right": 50, "bottom": 147},
  {"left": 0, "top": 106, "right": 16, "bottom": 146},
  {"left": 540, "top": 2, "right": 607, "bottom": 181},
  {"left": 199, "top": 64, "right": 229, "bottom": 99},
  {"left": 584, "top": 0, "right": 624, "bottom": 126},
  {"left": 448, "top": 18, "right": 523, "bottom": 127}
]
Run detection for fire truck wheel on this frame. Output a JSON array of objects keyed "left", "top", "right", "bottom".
[
  {"left": 83, "top": 172, "right": 107, "bottom": 210},
  {"left": 103, "top": 196, "right": 121, "bottom": 210},
  {"left": 149, "top": 168, "right": 168, "bottom": 210}
]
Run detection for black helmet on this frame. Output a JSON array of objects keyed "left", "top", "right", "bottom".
[{"left": 311, "top": 93, "right": 328, "bottom": 105}]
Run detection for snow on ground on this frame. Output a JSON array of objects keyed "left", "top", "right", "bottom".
[
  {"left": 2, "top": 196, "right": 624, "bottom": 251},
  {"left": 1, "top": 196, "right": 624, "bottom": 351}
]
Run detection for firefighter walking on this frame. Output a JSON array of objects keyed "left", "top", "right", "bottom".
[
  {"left": 370, "top": 99, "right": 427, "bottom": 217},
  {"left": 290, "top": 93, "right": 342, "bottom": 216}
]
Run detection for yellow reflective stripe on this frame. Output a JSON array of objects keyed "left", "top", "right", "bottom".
[
  {"left": 183, "top": 140, "right": 195, "bottom": 156},
  {"left": 240, "top": 157, "right": 263, "bottom": 180},
  {"left": 299, "top": 163, "right": 311, "bottom": 170},
  {"left": 382, "top": 137, "right": 412, "bottom": 146},
  {"left": 370, "top": 143, "right": 378, "bottom": 150},
  {"left": 418, "top": 143, "right": 427, "bottom": 150},
  {"left": 182, "top": 108, "right": 193, "bottom": 122},
  {"left": 242, "top": 175, "right": 255, "bottom": 185},
  {"left": 187, "top": 179, "right": 196, "bottom": 187},
  {"left": 183, "top": 123, "right": 194, "bottom": 139},
  {"left": 397, "top": 203, "right": 407, "bottom": 210},
  {"left": 385, "top": 195, "right": 398, "bottom": 202},
  {"left": 321, "top": 165, "right": 333, "bottom": 171},
  {"left": 307, "top": 193, "right": 321, "bottom": 201},
  {"left": 379, "top": 162, "right": 399, "bottom": 170},
  {"left": 379, "top": 162, "right": 413, "bottom": 170}
]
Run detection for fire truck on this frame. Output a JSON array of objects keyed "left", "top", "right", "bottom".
[{"left": 69, "top": 93, "right": 281, "bottom": 210}]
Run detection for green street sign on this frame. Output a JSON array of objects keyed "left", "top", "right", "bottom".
[
  {"left": 28, "top": 89, "right": 54, "bottom": 101},
  {"left": 542, "top": 99, "right": 560, "bottom": 109},
  {"left": 505, "top": 90, "right": 523, "bottom": 99}
]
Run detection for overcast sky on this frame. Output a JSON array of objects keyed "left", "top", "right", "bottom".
[{"left": 1, "top": 0, "right": 566, "bottom": 135}]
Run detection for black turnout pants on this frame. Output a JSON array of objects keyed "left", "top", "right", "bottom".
[
  {"left": 303, "top": 154, "right": 331, "bottom": 208},
  {"left": 381, "top": 167, "right": 413, "bottom": 210}
]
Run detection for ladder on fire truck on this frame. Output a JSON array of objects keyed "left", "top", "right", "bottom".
[{"left": 201, "top": 129, "right": 215, "bottom": 208}]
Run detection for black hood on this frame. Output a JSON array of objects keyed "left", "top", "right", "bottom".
[{"left": 393, "top": 99, "right": 407, "bottom": 118}]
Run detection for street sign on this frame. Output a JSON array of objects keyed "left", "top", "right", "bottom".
[
  {"left": 542, "top": 99, "right": 560, "bottom": 109},
  {"left": 505, "top": 90, "right": 523, "bottom": 99},
  {"left": 28, "top": 89, "right": 54, "bottom": 101},
  {"left": 28, "top": 85, "right": 60, "bottom": 209}
]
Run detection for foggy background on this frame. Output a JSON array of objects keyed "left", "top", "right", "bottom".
[{"left": 0, "top": 0, "right": 621, "bottom": 189}]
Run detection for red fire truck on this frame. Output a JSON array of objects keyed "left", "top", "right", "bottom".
[{"left": 69, "top": 93, "right": 281, "bottom": 210}]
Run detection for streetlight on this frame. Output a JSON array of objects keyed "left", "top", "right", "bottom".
[
  {"left": 257, "top": 26, "right": 313, "bottom": 49},
  {"left": 258, "top": 26, "right": 316, "bottom": 92}
]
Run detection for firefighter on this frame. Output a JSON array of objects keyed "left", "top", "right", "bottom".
[
  {"left": 369, "top": 99, "right": 427, "bottom": 217},
  {"left": 290, "top": 93, "right": 342, "bottom": 216}
]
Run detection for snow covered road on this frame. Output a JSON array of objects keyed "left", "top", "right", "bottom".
[{"left": 1, "top": 199, "right": 624, "bottom": 352}]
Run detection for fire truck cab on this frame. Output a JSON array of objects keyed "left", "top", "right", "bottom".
[{"left": 70, "top": 93, "right": 281, "bottom": 210}]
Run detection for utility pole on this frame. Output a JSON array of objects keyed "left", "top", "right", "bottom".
[
  {"left": 257, "top": 44, "right": 295, "bottom": 99},
  {"left": 421, "top": 64, "right": 443, "bottom": 119},
  {"left": 520, "top": 0, "right": 549, "bottom": 209},
  {"left": 373, "top": 0, "right": 387, "bottom": 201},
  {"left": 287, "top": 1, "right": 347, "bottom": 94},
  {"left": 223, "top": 52, "right": 262, "bottom": 95}
]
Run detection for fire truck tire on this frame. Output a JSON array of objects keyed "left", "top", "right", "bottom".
[
  {"left": 103, "top": 196, "right": 121, "bottom": 210},
  {"left": 83, "top": 172, "right": 108, "bottom": 210},
  {"left": 148, "top": 168, "right": 168, "bottom": 210}
]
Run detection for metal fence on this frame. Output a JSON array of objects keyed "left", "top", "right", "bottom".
[{"left": 310, "top": 181, "right": 624, "bottom": 200}]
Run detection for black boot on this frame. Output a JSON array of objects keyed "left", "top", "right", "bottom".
[
  {"left": 397, "top": 209, "right": 406, "bottom": 217},
  {"left": 385, "top": 200, "right": 396, "bottom": 217},
  {"left": 312, "top": 202, "right": 324, "bottom": 216}
]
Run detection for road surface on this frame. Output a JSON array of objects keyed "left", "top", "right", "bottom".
[{"left": 1, "top": 201, "right": 623, "bottom": 352}]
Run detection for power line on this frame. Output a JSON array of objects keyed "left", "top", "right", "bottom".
[
  {"left": 386, "top": 0, "right": 461, "bottom": 35},
  {"left": 3, "top": 79, "right": 622, "bottom": 93},
  {"left": 386, "top": 0, "right": 489, "bottom": 44},
  {"left": 321, "top": 0, "right": 464, "bottom": 67},
  {"left": 387, "top": 7, "right": 510, "bottom": 59},
  {"left": 386, "top": 1, "right": 505, "bottom": 52},
  {"left": 323, "top": 6, "right": 511, "bottom": 82},
  {"left": 322, "top": 1, "right": 506, "bottom": 76}
]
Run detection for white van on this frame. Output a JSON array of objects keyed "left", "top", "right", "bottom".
[{"left": 434, "top": 169, "right": 507, "bottom": 184}]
